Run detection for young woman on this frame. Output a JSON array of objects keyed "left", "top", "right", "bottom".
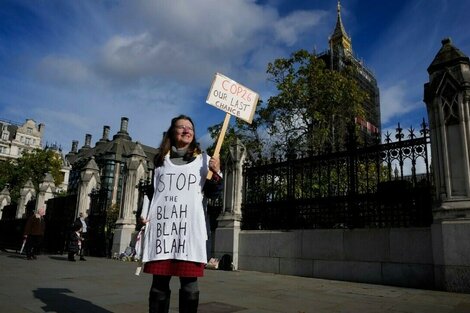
[{"left": 141, "top": 115, "right": 222, "bottom": 313}]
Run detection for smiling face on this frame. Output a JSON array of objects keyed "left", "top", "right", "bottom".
[{"left": 173, "top": 118, "right": 195, "bottom": 149}]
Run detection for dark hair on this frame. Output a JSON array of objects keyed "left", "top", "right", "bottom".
[
  {"left": 154, "top": 115, "right": 201, "bottom": 167},
  {"left": 72, "top": 221, "right": 82, "bottom": 232}
]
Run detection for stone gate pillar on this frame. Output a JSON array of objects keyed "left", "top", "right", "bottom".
[
  {"left": 112, "top": 142, "right": 148, "bottom": 255},
  {"left": 36, "top": 173, "right": 56, "bottom": 213},
  {"left": 424, "top": 38, "right": 470, "bottom": 292},
  {"left": 0, "top": 187, "right": 11, "bottom": 220},
  {"left": 214, "top": 139, "right": 246, "bottom": 270},
  {"left": 76, "top": 157, "right": 100, "bottom": 217},
  {"left": 16, "top": 179, "right": 35, "bottom": 218}
]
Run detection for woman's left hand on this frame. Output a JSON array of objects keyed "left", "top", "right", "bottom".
[{"left": 209, "top": 156, "right": 221, "bottom": 174}]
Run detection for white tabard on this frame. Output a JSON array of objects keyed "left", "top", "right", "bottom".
[{"left": 142, "top": 153, "right": 209, "bottom": 264}]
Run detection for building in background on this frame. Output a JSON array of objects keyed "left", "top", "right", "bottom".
[
  {"left": 45, "top": 143, "right": 71, "bottom": 194},
  {"left": 318, "top": 1, "right": 381, "bottom": 139},
  {"left": 65, "top": 117, "right": 157, "bottom": 209},
  {"left": 0, "top": 118, "right": 70, "bottom": 193},
  {"left": 65, "top": 117, "right": 158, "bottom": 255},
  {"left": 0, "top": 118, "right": 44, "bottom": 161}
]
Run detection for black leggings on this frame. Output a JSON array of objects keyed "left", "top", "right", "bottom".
[{"left": 151, "top": 275, "right": 198, "bottom": 293}]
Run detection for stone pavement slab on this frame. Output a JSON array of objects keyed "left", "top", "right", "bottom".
[{"left": 0, "top": 250, "right": 469, "bottom": 313}]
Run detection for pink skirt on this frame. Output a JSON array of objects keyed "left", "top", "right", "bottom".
[{"left": 144, "top": 259, "right": 204, "bottom": 277}]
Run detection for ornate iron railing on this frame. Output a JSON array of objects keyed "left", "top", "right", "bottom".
[{"left": 242, "top": 120, "right": 433, "bottom": 230}]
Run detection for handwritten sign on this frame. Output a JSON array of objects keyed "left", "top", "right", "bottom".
[
  {"left": 154, "top": 172, "right": 196, "bottom": 256},
  {"left": 206, "top": 73, "right": 259, "bottom": 124},
  {"left": 155, "top": 201, "right": 187, "bottom": 254}
]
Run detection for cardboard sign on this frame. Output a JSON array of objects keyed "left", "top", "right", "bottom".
[{"left": 206, "top": 73, "right": 259, "bottom": 124}]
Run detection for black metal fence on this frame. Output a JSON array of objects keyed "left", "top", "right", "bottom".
[
  {"left": 88, "top": 188, "right": 111, "bottom": 257},
  {"left": 43, "top": 194, "right": 77, "bottom": 254},
  {"left": 242, "top": 121, "right": 433, "bottom": 230},
  {"left": 0, "top": 200, "right": 36, "bottom": 251},
  {"left": 0, "top": 218, "right": 26, "bottom": 251},
  {"left": 1, "top": 203, "right": 19, "bottom": 220}
]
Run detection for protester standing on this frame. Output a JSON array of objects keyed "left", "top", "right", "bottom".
[{"left": 140, "top": 115, "right": 222, "bottom": 313}]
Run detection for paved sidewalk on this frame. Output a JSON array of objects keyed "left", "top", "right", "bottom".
[{"left": 1, "top": 250, "right": 469, "bottom": 313}]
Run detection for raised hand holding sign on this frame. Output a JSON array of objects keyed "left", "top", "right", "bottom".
[{"left": 206, "top": 73, "right": 259, "bottom": 179}]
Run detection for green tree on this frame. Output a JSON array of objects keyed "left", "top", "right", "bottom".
[
  {"left": 261, "top": 49, "right": 366, "bottom": 154},
  {"left": 0, "top": 148, "right": 63, "bottom": 202},
  {"left": 206, "top": 49, "right": 367, "bottom": 159},
  {"left": 0, "top": 159, "right": 18, "bottom": 191}
]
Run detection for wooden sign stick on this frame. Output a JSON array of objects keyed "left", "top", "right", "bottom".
[
  {"left": 207, "top": 113, "right": 231, "bottom": 179},
  {"left": 205, "top": 73, "right": 259, "bottom": 179}
]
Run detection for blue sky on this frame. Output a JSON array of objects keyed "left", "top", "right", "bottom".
[{"left": 1, "top": 0, "right": 469, "bottom": 153}]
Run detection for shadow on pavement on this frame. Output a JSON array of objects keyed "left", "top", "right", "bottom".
[
  {"left": 49, "top": 256, "right": 71, "bottom": 261},
  {"left": 199, "top": 301, "right": 247, "bottom": 313},
  {"left": 7, "top": 254, "right": 26, "bottom": 259},
  {"left": 33, "top": 288, "right": 112, "bottom": 313}
]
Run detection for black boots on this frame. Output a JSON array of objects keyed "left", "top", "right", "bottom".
[
  {"left": 149, "top": 288, "right": 199, "bottom": 313},
  {"left": 179, "top": 290, "right": 199, "bottom": 313},
  {"left": 149, "top": 289, "right": 170, "bottom": 313}
]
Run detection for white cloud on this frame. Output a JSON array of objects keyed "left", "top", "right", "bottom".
[
  {"left": 99, "top": 32, "right": 166, "bottom": 80},
  {"left": 94, "top": 1, "right": 270, "bottom": 87},
  {"left": 380, "top": 82, "right": 423, "bottom": 125},
  {"left": 36, "top": 56, "right": 96, "bottom": 88},
  {"left": 274, "top": 10, "right": 328, "bottom": 46},
  {"left": 95, "top": 0, "right": 328, "bottom": 87}
]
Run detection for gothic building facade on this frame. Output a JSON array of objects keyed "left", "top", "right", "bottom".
[
  {"left": 65, "top": 117, "right": 158, "bottom": 254},
  {"left": 66, "top": 117, "right": 156, "bottom": 205}
]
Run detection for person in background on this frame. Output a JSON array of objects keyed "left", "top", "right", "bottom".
[
  {"left": 75, "top": 211, "right": 89, "bottom": 261},
  {"left": 68, "top": 223, "right": 83, "bottom": 262},
  {"left": 23, "top": 207, "right": 46, "bottom": 260},
  {"left": 140, "top": 115, "right": 222, "bottom": 313}
]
